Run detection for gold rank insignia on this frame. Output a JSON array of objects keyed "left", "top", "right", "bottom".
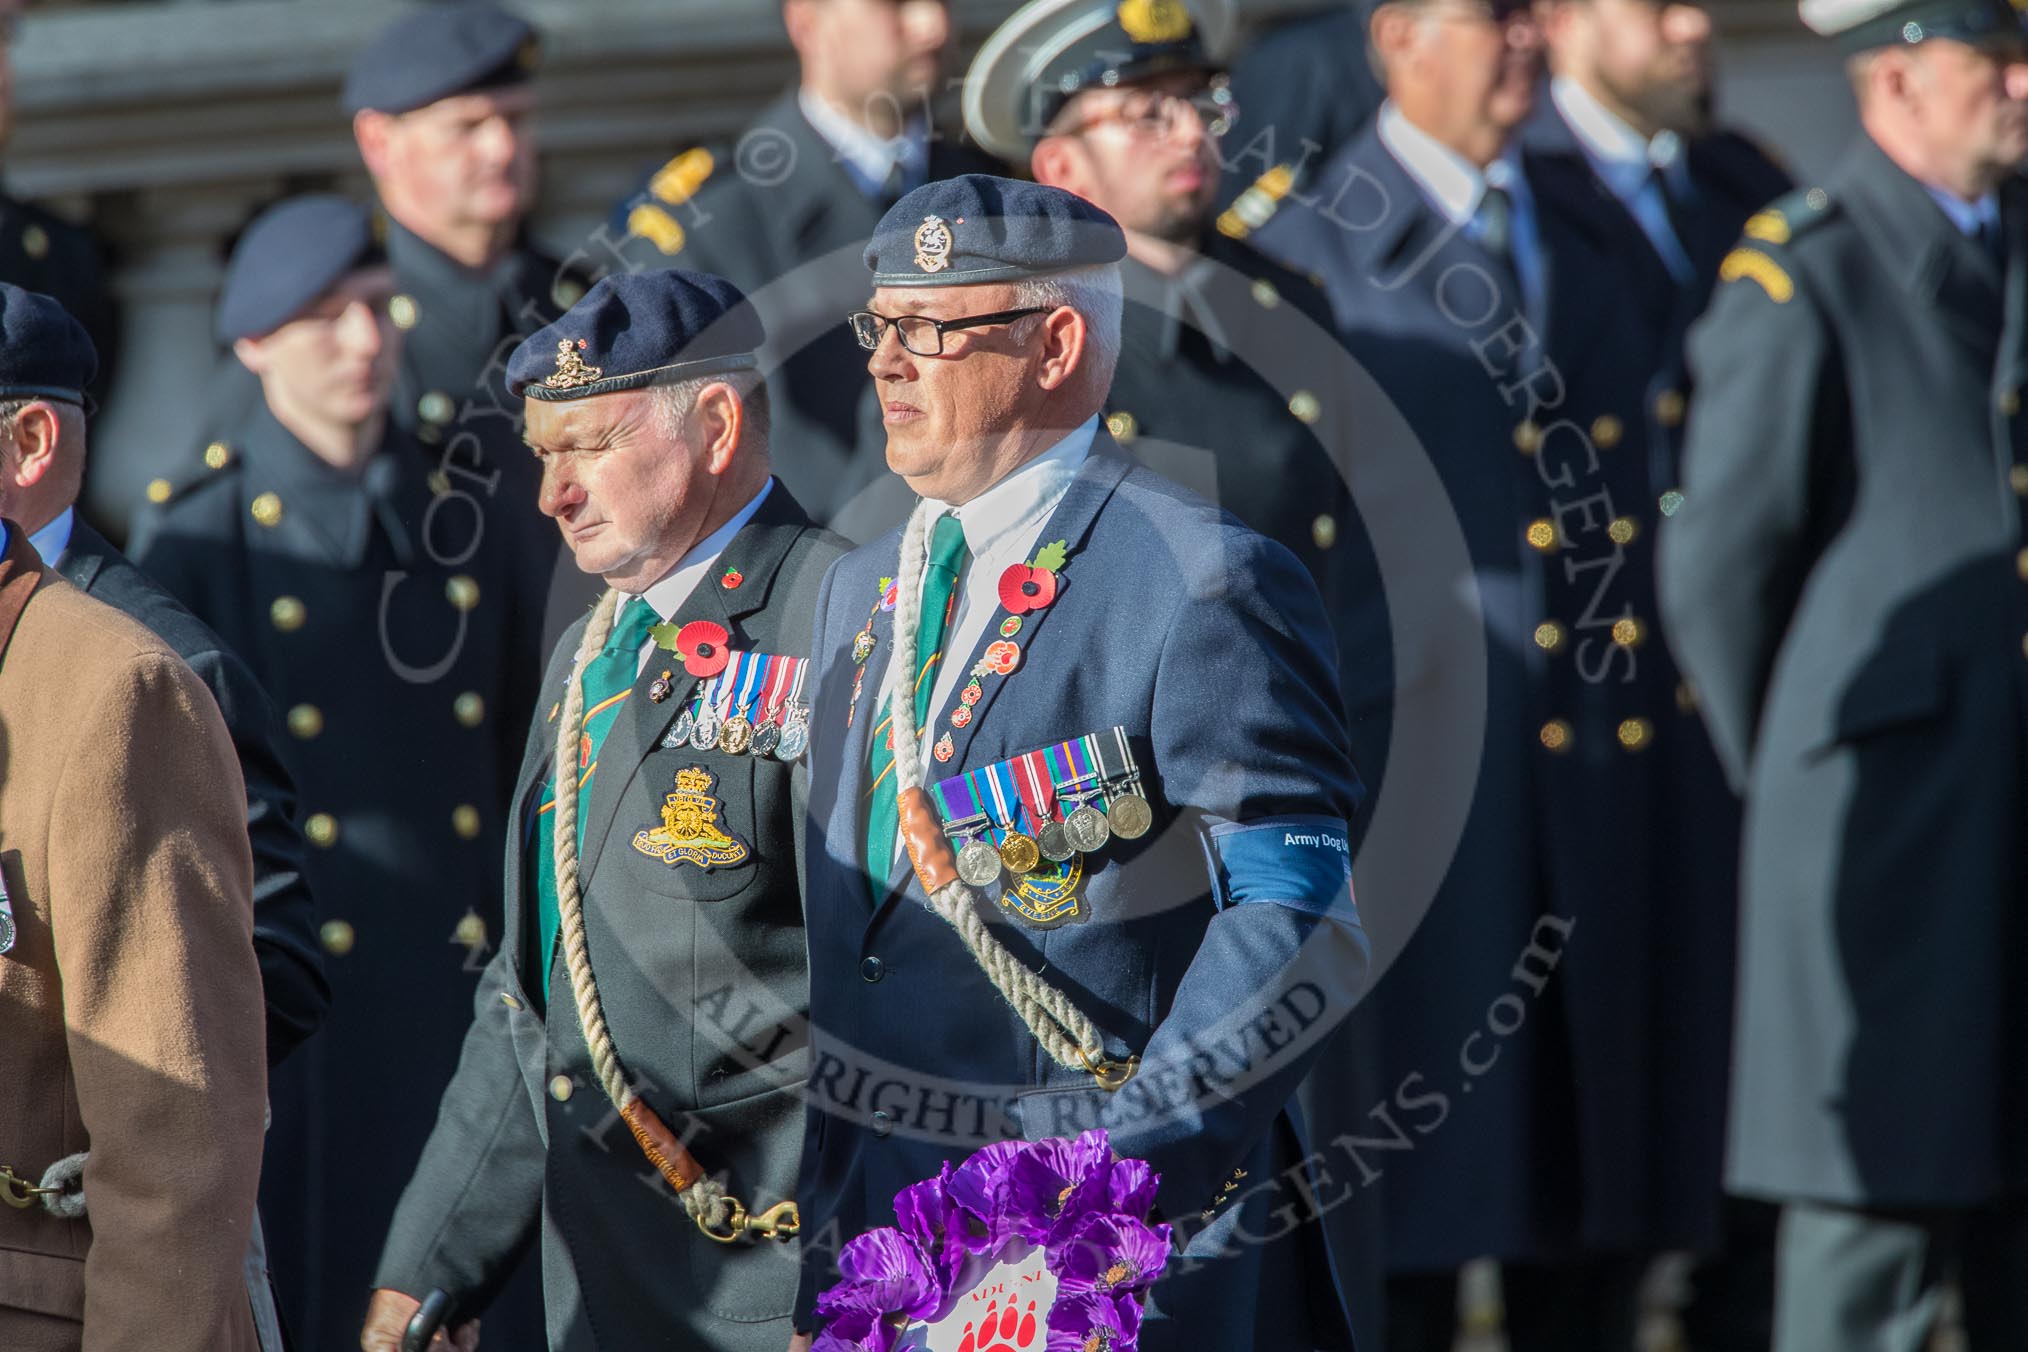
[
  {"left": 1117, "top": 0, "right": 1193, "bottom": 44},
  {"left": 913, "top": 215, "right": 953, "bottom": 273},
  {"left": 650, "top": 147, "right": 716, "bottom": 208},
  {"left": 632, "top": 766, "right": 751, "bottom": 870},
  {"left": 544, "top": 338, "right": 604, "bottom": 390},
  {"left": 1719, "top": 248, "right": 1795, "bottom": 304},
  {"left": 1743, "top": 210, "right": 1790, "bottom": 245}
]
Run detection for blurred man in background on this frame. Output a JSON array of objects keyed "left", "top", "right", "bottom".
[
  {"left": 131, "top": 195, "right": 541, "bottom": 1352},
  {"left": 1256, "top": 1, "right": 1731, "bottom": 1346},
  {"left": 347, "top": 0, "right": 594, "bottom": 643},
  {"left": 1662, "top": 3, "right": 2028, "bottom": 1347},
  {"left": 613, "top": 0, "right": 1002, "bottom": 537}
]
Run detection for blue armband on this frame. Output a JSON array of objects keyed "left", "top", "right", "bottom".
[{"left": 1200, "top": 815, "right": 1356, "bottom": 922}]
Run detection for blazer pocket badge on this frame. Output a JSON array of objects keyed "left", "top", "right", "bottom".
[{"left": 632, "top": 766, "right": 751, "bottom": 870}]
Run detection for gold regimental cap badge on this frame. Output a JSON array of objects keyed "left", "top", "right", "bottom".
[
  {"left": 1117, "top": 0, "right": 1193, "bottom": 44},
  {"left": 632, "top": 766, "right": 751, "bottom": 870},
  {"left": 914, "top": 215, "right": 953, "bottom": 273},
  {"left": 544, "top": 339, "right": 604, "bottom": 391}
]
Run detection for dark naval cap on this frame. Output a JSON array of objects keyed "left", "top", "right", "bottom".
[
  {"left": 217, "top": 196, "right": 386, "bottom": 343},
  {"left": 963, "top": 0, "right": 1223, "bottom": 163},
  {"left": 342, "top": 1, "right": 539, "bottom": 116},
  {"left": 506, "top": 269, "right": 765, "bottom": 402},
  {"left": 1800, "top": 0, "right": 2028, "bottom": 51},
  {"left": 0, "top": 283, "right": 98, "bottom": 405},
  {"left": 866, "top": 174, "right": 1127, "bottom": 288}
]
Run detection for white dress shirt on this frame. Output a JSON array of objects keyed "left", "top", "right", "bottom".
[
  {"left": 27, "top": 506, "right": 74, "bottom": 566},
  {"left": 627, "top": 478, "right": 773, "bottom": 675},
  {"left": 799, "top": 88, "right": 929, "bottom": 200},
  {"left": 881, "top": 418, "right": 1098, "bottom": 861},
  {"left": 1378, "top": 101, "right": 1545, "bottom": 315},
  {"left": 1551, "top": 76, "right": 1696, "bottom": 283}
]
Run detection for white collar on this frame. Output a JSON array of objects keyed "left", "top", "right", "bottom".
[
  {"left": 1551, "top": 76, "right": 1682, "bottom": 177},
  {"left": 798, "top": 88, "right": 927, "bottom": 193},
  {"left": 633, "top": 478, "right": 774, "bottom": 621},
  {"left": 1378, "top": 100, "right": 1527, "bottom": 227},
  {"left": 27, "top": 507, "right": 74, "bottom": 566},
  {"left": 933, "top": 417, "right": 1098, "bottom": 559},
  {"left": 1923, "top": 184, "right": 2001, "bottom": 240}
]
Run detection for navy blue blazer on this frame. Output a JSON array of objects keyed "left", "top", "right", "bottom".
[
  {"left": 1254, "top": 121, "right": 1740, "bottom": 1267},
  {"left": 793, "top": 446, "right": 1371, "bottom": 1350}
]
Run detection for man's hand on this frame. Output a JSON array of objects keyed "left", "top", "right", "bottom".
[
  {"left": 361, "top": 1288, "right": 480, "bottom": 1352},
  {"left": 787, "top": 1335, "right": 813, "bottom": 1352}
]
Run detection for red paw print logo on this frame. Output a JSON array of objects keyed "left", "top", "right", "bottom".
[{"left": 955, "top": 1296, "right": 1039, "bottom": 1352}]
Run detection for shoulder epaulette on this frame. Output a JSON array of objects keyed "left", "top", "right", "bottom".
[
  {"left": 1743, "top": 185, "right": 1837, "bottom": 248},
  {"left": 1217, "top": 165, "right": 1296, "bottom": 241},
  {"left": 621, "top": 146, "right": 719, "bottom": 256},
  {"left": 650, "top": 146, "right": 716, "bottom": 208}
]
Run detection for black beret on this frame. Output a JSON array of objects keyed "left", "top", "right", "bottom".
[
  {"left": 342, "top": 1, "right": 539, "bottom": 116},
  {"left": 506, "top": 269, "right": 766, "bottom": 402},
  {"left": 866, "top": 174, "right": 1128, "bottom": 287},
  {"left": 1800, "top": 0, "right": 2028, "bottom": 50},
  {"left": 217, "top": 196, "right": 386, "bottom": 344},
  {"left": 0, "top": 283, "right": 98, "bottom": 405},
  {"left": 963, "top": 0, "right": 1223, "bottom": 162}
]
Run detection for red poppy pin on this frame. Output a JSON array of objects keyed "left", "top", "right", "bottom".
[
  {"left": 721, "top": 568, "right": 743, "bottom": 590},
  {"left": 656, "top": 619, "right": 730, "bottom": 678},
  {"left": 998, "top": 539, "right": 1067, "bottom": 615}
]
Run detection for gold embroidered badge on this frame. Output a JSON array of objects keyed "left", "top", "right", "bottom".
[
  {"left": 632, "top": 766, "right": 751, "bottom": 870},
  {"left": 1117, "top": 0, "right": 1193, "bottom": 44},
  {"left": 544, "top": 339, "right": 604, "bottom": 391},
  {"left": 914, "top": 215, "right": 953, "bottom": 273}
]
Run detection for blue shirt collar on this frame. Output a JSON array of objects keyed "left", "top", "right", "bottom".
[
  {"left": 27, "top": 506, "right": 74, "bottom": 567},
  {"left": 1923, "top": 184, "right": 2001, "bottom": 240}
]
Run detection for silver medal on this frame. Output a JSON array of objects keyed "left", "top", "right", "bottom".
[
  {"left": 750, "top": 721, "right": 782, "bottom": 758},
  {"left": 664, "top": 707, "right": 696, "bottom": 749},
  {"left": 690, "top": 708, "right": 723, "bottom": 750},
  {"left": 775, "top": 718, "right": 810, "bottom": 762},
  {"left": 1037, "top": 820, "right": 1074, "bottom": 862},
  {"left": 0, "top": 909, "right": 13, "bottom": 957},
  {"left": 1064, "top": 802, "right": 1111, "bottom": 853},
  {"left": 1107, "top": 791, "right": 1153, "bottom": 840},
  {"left": 956, "top": 837, "right": 1004, "bottom": 887}
]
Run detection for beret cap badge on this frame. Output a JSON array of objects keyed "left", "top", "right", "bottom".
[
  {"left": 914, "top": 215, "right": 954, "bottom": 274},
  {"left": 544, "top": 338, "right": 604, "bottom": 391},
  {"left": 1117, "top": 0, "right": 1194, "bottom": 44}
]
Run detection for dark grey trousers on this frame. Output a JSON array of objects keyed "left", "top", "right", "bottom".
[{"left": 1774, "top": 1201, "right": 2028, "bottom": 1352}]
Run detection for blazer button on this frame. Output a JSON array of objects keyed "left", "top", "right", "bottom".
[
  {"left": 319, "top": 919, "right": 355, "bottom": 956},
  {"left": 871, "top": 1111, "right": 894, "bottom": 1139},
  {"left": 550, "top": 1075, "right": 574, "bottom": 1102},
  {"left": 861, "top": 955, "right": 885, "bottom": 983},
  {"left": 452, "top": 804, "right": 483, "bottom": 840}
]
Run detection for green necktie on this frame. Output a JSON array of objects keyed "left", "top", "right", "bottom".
[
  {"left": 864, "top": 515, "right": 970, "bottom": 895},
  {"left": 532, "top": 596, "right": 658, "bottom": 998}
]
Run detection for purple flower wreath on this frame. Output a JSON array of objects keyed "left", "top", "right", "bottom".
[{"left": 812, "top": 1129, "right": 1172, "bottom": 1352}]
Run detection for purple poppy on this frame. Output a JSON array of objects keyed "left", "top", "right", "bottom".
[
  {"left": 1104, "top": 1159, "right": 1158, "bottom": 1220},
  {"left": 945, "top": 1139, "right": 1027, "bottom": 1249},
  {"left": 812, "top": 1307, "right": 899, "bottom": 1352},
  {"left": 815, "top": 1229, "right": 942, "bottom": 1324},
  {"left": 1044, "top": 1291, "right": 1144, "bottom": 1352},
  {"left": 894, "top": 1166, "right": 971, "bottom": 1291},
  {"left": 1050, "top": 1214, "right": 1172, "bottom": 1297},
  {"left": 1004, "top": 1130, "right": 1114, "bottom": 1245}
]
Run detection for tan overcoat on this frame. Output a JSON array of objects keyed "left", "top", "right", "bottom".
[{"left": 0, "top": 524, "right": 266, "bottom": 1351}]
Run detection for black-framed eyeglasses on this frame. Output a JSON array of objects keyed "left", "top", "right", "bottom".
[
  {"left": 1058, "top": 81, "right": 1240, "bottom": 141},
  {"left": 848, "top": 307, "right": 1050, "bottom": 356}
]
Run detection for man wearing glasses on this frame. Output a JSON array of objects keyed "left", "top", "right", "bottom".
[{"left": 792, "top": 173, "right": 1370, "bottom": 1352}]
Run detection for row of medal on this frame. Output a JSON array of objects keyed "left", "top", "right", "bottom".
[
  {"left": 934, "top": 727, "right": 1154, "bottom": 888},
  {"left": 660, "top": 649, "right": 813, "bottom": 761}
]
